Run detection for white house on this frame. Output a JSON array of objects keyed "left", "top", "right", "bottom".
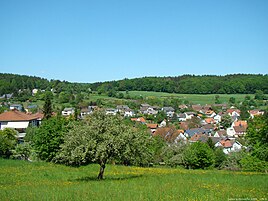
[
  {"left": 0, "top": 110, "right": 41, "bottom": 140},
  {"left": 215, "top": 139, "right": 243, "bottom": 154},
  {"left": 214, "top": 114, "right": 222, "bottom": 123},
  {"left": 62, "top": 108, "right": 75, "bottom": 116},
  {"left": 177, "top": 113, "right": 187, "bottom": 121},
  {"left": 124, "top": 109, "right": 135, "bottom": 117},
  {"left": 105, "top": 108, "right": 117, "bottom": 115},
  {"left": 184, "top": 112, "right": 195, "bottom": 120},
  {"left": 162, "top": 107, "right": 175, "bottom": 118}
]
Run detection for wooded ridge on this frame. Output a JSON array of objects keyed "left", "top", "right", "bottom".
[{"left": 1, "top": 73, "right": 267, "bottom": 95}]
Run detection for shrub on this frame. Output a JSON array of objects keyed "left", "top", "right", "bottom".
[{"left": 183, "top": 142, "right": 215, "bottom": 169}]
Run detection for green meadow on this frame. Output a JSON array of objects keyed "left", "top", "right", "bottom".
[
  {"left": 0, "top": 159, "right": 267, "bottom": 201},
  {"left": 124, "top": 91, "right": 255, "bottom": 105}
]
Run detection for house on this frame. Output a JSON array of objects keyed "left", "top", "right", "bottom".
[
  {"left": 233, "top": 126, "right": 247, "bottom": 137},
  {"left": 124, "top": 109, "right": 135, "bottom": 117},
  {"left": 153, "top": 127, "right": 181, "bottom": 143},
  {"left": 215, "top": 138, "right": 243, "bottom": 154},
  {"left": 226, "top": 127, "right": 236, "bottom": 137},
  {"left": 227, "top": 109, "right": 241, "bottom": 118},
  {"left": 10, "top": 104, "right": 23, "bottom": 111},
  {"left": 174, "top": 131, "right": 187, "bottom": 144},
  {"left": 0, "top": 94, "right": 13, "bottom": 99},
  {"left": 80, "top": 106, "right": 98, "bottom": 118},
  {"left": 184, "top": 112, "right": 196, "bottom": 120},
  {"left": 0, "top": 110, "right": 41, "bottom": 140},
  {"left": 189, "top": 133, "right": 208, "bottom": 143},
  {"left": 116, "top": 105, "right": 130, "bottom": 113},
  {"left": 231, "top": 120, "right": 247, "bottom": 128},
  {"left": 131, "top": 117, "right": 146, "bottom": 124},
  {"left": 179, "top": 121, "right": 189, "bottom": 130},
  {"left": 105, "top": 108, "right": 117, "bottom": 115},
  {"left": 214, "top": 130, "right": 227, "bottom": 138},
  {"left": 249, "top": 110, "right": 264, "bottom": 119},
  {"left": 204, "top": 118, "right": 215, "bottom": 124},
  {"left": 116, "top": 105, "right": 134, "bottom": 117},
  {"left": 214, "top": 114, "right": 222, "bottom": 123},
  {"left": 159, "top": 119, "right": 167, "bottom": 127},
  {"left": 140, "top": 104, "right": 158, "bottom": 115},
  {"left": 62, "top": 108, "right": 75, "bottom": 116},
  {"left": 80, "top": 108, "right": 92, "bottom": 118},
  {"left": 192, "top": 104, "right": 202, "bottom": 112},
  {"left": 147, "top": 124, "right": 158, "bottom": 134},
  {"left": 162, "top": 107, "right": 175, "bottom": 118},
  {"left": 205, "top": 110, "right": 216, "bottom": 118},
  {"left": 177, "top": 113, "right": 187, "bottom": 121},
  {"left": 178, "top": 104, "right": 188, "bottom": 110},
  {"left": 201, "top": 124, "right": 214, "bottom": 131},
  {"left": 184, "top": 128, "right": 210, "bottom": 138}
]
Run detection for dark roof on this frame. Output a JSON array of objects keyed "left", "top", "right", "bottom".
[{"left": 185, "top": 128, "right": 210, "bottom": 137}]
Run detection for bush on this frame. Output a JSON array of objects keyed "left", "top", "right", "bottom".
[
  {"left": 240, "top": 155, "right": 268, "bottom": 172},
  {"left": 0, "top": 128, "right": 17, "bottom": 158},
  {"left": 214, "top": 147, "right": 227, "bottom": 168},
  {"left": 11, "top": 142, "right": 32, "bottom": 160},
  {"left": 220, "top": 151, "right": 246, "bottom": 171},
  {"left": 183, "top": 142, "right": 215, "bottom": 169}
]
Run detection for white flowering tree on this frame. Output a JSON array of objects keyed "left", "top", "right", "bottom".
[{"left": 55, "top": 111, "right": 152, "bottom": 179}]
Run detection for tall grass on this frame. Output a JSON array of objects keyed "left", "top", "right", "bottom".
[{"left": 0, "top": 159, "right": 267, "bottom": 201}]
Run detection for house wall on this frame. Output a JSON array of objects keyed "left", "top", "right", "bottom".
[{"left": 0, "top": 121, "right": 29, "bottom": 130}]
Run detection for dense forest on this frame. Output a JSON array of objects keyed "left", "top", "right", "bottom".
[
  {"left": 91, "top": 74, "right": 268, "bottom": 94},
  {"left": 1, "top": 73, "right": 268, "bottom": 96}
]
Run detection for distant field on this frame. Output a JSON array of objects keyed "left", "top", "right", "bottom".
[
  {"left": 124, "top": 91, "right": 255, "bottom": 105},
  {"left": 0, "top": 159, "right": 267, "bottom": 201}
]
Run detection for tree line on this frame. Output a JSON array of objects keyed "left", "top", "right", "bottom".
[
  {"left": 1, "top": 73, "right": 268, "bottom": 96},
  {"left": 93, "top": 74, "right": 268, "bottom": 94}
]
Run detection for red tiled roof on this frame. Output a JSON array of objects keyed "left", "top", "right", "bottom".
[
  {"left": 147, "top": 124, "right": 158, "bottom": 129},
  {"left": 220, "top": 139, "right": 233, "bottom": 148},
  {"left": 233, "top": 126, "right": 247, "bottom": 133},
  {"left": 233, "top": 120, "right": 247, "bottom": 128},
  {"left": 131, "top": 117, "right": 146, "bottom": 123},
  {"left": 205, "top": 118, "right": 214, "bottom": 124},
  {"left": 0, "top": 110, "right": 39, "bottom": 121}
]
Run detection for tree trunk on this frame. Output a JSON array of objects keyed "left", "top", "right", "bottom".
[{"left": 97, "top": 161, "right": 106, "bottom": 180}]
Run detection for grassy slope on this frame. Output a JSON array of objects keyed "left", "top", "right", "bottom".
[
  {"left": 0, "top": 159, "right": 267, "bottom": 201},
  {"left": 125, "top": 91, "right": 255, "bottom": 105}
]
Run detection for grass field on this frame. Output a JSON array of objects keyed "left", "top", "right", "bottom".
[
  {"left": 124, "top": 91, "right": 255, "bottom": 105},
  {"left": 0, "top": 159, "right": 267, "bottom": 201}
]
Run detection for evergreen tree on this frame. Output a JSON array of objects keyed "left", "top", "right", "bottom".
[{"left": 43, "top": 92, "right": 53, "bottom": 119}]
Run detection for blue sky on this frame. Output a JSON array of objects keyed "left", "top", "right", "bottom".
[{"left": 0, "top": 0, "right": 267, "bottom": 83}]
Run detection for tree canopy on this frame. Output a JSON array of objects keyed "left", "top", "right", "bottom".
[{"left": 55, "top": 111, "right": 152, "bottom": 179}]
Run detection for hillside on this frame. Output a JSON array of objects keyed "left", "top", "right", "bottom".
[{"left": 1, "top": 73, "right": 268, "bottom": 96}]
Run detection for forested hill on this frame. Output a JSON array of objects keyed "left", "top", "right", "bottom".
[
  {"left": 0, "top": 73, "right": 91, "bottom": 95},
  {"left": 91, "top": 74, "right": 268, "bottom": 94},
  {"left": 1, "top": 73, "right": 268, "bottom": 95}
]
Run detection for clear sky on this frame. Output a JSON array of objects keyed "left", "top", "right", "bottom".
[{"left": 0, "top": 0, "right": 267, "bottom": 83}]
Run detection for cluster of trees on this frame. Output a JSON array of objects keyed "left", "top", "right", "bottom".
[{"left": 92, "top": 74, "right": 268, "bottom": 94}]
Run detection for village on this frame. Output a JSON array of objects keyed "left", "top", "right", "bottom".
[{"left": 0, "top": 91, "right": 265, "bottom": 155}]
